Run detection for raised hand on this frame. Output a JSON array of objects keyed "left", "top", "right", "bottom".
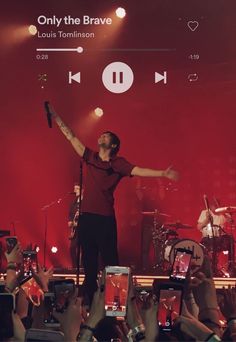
[
  {"left": 32, "top": 265, "right": 53, "bottom": 292},
  {"left": 53, "top": 293, "right": 82, "bottom": 342},
  {"left": 163, "top": 166, "right": 179, "bottom": 181},
  {"left": 175, "top": 302, "right": 213, "bottom": 341},
  {"left": 218, "top": 287, "right": 236, "bottom": 321},
  {"left": 5, "top": 242, "right": 22, "bottom": 264}
]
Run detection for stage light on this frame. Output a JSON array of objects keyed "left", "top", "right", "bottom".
[
  {"left": 115, "top": 7, "right": 126, "bottom": 19},
  {"left": 35, "top": 246, "right": 40, "bottom": 253},
  {"left": 28, "top": 25, "right": 37, "bottom": 35},
  {"left": 94, "top": 107, "right": 104, "bottom": 117},
  {"left": 51, "top": 246, "right": 58, "bottom": 253},
  {"left": 223, "top": 250, "right": 229, "bottom": 255}
]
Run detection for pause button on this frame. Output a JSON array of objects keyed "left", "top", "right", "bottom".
[{"left": 102, "top": 62, "right": 134, "bottom": 94}]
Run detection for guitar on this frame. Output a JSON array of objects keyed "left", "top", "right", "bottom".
[{"left": 69, "top": 210, "right": 80, "bottom": 240}]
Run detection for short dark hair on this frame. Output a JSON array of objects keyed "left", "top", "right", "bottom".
[{"left": 103, "top": 131, "right": 120, "bottom": 156}]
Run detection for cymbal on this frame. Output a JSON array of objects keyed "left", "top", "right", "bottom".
[
  {"left": 165, "top": 222, "right": 193, "bottom": 230},
  {"left": 142, "top": 211, "right": 171, "bottom": 217},
  {"left": 215, "top": 206, "right": 236, "bottom": 214}
]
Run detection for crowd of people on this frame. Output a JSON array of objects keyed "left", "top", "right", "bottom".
[{"left": 1, "top": 241, "right": 236, "bottom": 341}]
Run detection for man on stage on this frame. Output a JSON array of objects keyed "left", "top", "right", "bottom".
[
  {"left": 68, "top": 183, "right": 83, "bottom": 270},
  {"left": 48, "top": 104, "right": 179, "bottom": 303}
]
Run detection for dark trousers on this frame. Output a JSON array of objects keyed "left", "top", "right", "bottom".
[
  {"left": 69, "top": 232, "right": 78, "bottom": 268},
  {"left": 79, "top": 213, "right": 119, "bottom": 303}
]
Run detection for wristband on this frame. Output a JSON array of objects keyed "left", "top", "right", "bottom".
[
  {"left": 81, "top": 324, "right": 96, "bottom": 334},
  {"left": 205, "top": 333, "right": 221, "bottom": 342},
  {"left": 200, "top": 307, "right": 219, "bottom": 314},
  {"left": 201, "top": 319, "right": 221, "bottom": 329},
  {"left": 6, "top": 263, "right": 17, "bottom": 271},
  {"left": 132, "top": 324, "right": 145, "bottom": 334},
  {"left": 135, "top": 331, "right": 145, "bottom": 341}
]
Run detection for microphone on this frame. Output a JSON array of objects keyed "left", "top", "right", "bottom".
[{"left": 44, "top": 101, "right": 52, "bottom": 128}]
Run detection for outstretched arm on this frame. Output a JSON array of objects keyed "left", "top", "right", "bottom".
[
  {"left": 131, "top": 165, "right": 179, "bottom": 181},
  {"left": 48, "top": 103, "right": 85, "bottom": 157}
]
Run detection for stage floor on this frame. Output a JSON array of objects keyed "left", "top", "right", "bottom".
[{"left": 53, "top": 273, "right": 236, "bottom": 288}]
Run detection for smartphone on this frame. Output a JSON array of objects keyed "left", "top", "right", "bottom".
[
  {"left": 43, "top": 292, "right": 60, "bottom": 327},
  {"left": 25, "top": 329, "right": 64, "bottom": 342},
  {"left": 5, "top": 236, "right": 17, "bottom": 254},
  {"left": 23, "top": 250, "right": 38, "bottom": 277},
  {"left": 0, "top": 293, "right": 15, "bottom": 339},
  {"left": 153, "top": 281, "right": 183, "bottom": 332},
  {"left": 53, "top": 279, "right": 75, "bottom": 312},
  {"left": 104, "top": 266, "right": 130, "bottom": 317},
  {"left": 20, "top": 277, "right": 44, "bottom": 306},
  {"left": 169, "top": 248, "right": 193, "bottom": 282}
]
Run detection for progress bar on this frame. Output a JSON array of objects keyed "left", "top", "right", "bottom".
[
  {"left": 36, "top": 47, "right": 83, "bottom": 53},
  {"left": 36, "top": 47, "right": 176, "bottom": 53}
]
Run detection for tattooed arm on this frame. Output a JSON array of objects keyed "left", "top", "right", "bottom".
[{"left": 48, "top": 104, "right": 85, "bottom": 157}]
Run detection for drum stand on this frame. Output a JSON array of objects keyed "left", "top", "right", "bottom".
[
  {"left": 151, "top": 210, "right": 166, "bottom": 272},
  {"left": 152, "top": 210, "right": 161, "bottom": 268},
  {"left": 210, "top": 220, "right": 220, "bottom": 276},
  {"left": 228, "top": 214, "right": 236, "bottom": 274}
]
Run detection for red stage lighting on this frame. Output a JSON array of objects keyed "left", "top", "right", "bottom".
[
  {"left": 94, "top": 107, "right": 104, "bottom": 117},
  {"left": 51, "top": 246, "right": 58, "bottom": 254}
]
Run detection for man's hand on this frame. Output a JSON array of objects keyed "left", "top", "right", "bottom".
[
  {"left": 46, "top": 102, "right": 85, "bottom": 157},
  {"left": 163, "top": 166, "right": 179, "bottom": 181},
  {"left": 32, "top": 265, "right": 53, "bottom": 292},
  {"left": 131, "top": 165, "right": 179, "bottom": 180},
  {"left": 219, "top": 287, "right": 236, "bottom": 320},
  {"left": 5, "top": 242, "right": 22, "bottom": 264},
  {"left": 175, "top": 302, "right": 213, "bottom": 341},
  {"left": 53, "top": 294, "right": 82, "bottom": 342}
]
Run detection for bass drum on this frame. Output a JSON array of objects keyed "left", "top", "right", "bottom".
[{"left": 164, "top": 239, "right": 205, "bottom": 268}]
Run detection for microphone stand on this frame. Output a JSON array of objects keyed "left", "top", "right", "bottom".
[
  {"left": 208, "top": 213, "right": 218, "bottom": 275},
  {"left": 228, "top": 212, "right": 236, "bottom": 274},
  {"left": 76, "top": 160, "right": 83, "bottom": 290},
  {"left": 41, "top": 193, "right": 70, "bottom": 269}
]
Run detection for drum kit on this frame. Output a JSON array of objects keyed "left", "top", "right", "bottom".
[{"left": 142, "top": 206, "right": 236, "bottom": 276}]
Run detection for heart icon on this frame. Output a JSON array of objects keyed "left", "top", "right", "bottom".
[{"left": 187, "top": 21, "right": 199, "bottom": 32}]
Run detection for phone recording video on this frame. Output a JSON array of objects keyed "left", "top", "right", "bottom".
[
  {"left": 53, "top": 279, "right": 75, "bottom": 313},
  {"left": 23, "top": 250, "right": 38, "bottom": 277},
  {"left": 20, "top": 277, "right": 44, "bottom": 306},
  {"left": 5, "top": 236, "right": 18, "bottom": 254},
  {"left": 155, "top": 282, "right": 183, "bottom": 332},
  {"left": 169, "top": 248, "right": 193, "bottom": 282},
  {"left": 104, "top": 266, "right": 130, "bottom": 317},
  {"left": 43, "top": 293, "right": 60, "bottom": 327},
  {"left": 0, "top": 293, "right": 15, "bottom": 340},
  {"left": 25, "top": 328, "right": 64, "bottom": 342}
]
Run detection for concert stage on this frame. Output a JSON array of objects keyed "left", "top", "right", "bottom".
[{"left": 53, "top": 273, "right": 236, "bottom": 289}]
